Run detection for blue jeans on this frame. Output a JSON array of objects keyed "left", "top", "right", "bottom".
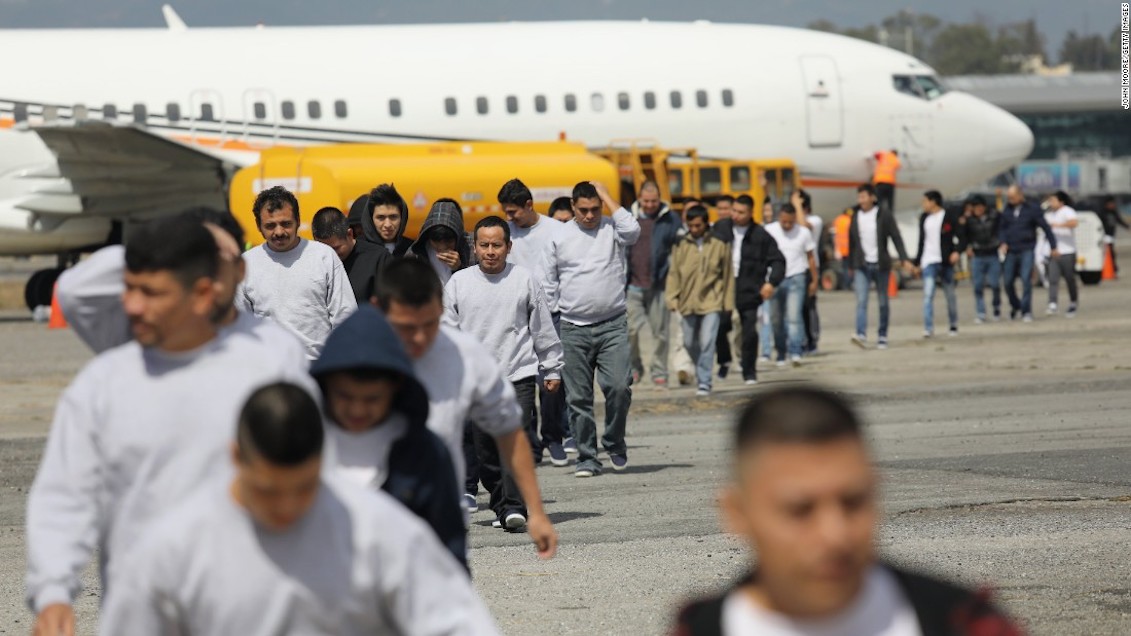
[
  {"left": 853, "top": 264, "right": 891, "bottom": 338},
  {"left": 681, "top": 313, "right": 720, "bottom": 390},
  {"left": 1002, "top": 249, "right": 1035, "bottom": 315},
  {"left": 922, "top": 263, "right": 958, "bottom": 333},
  {"left": 771, "top": 274, "right": 806, "bottom": 359},
  {"left": 759, "top": 308, "right": 773, "bottom": 358},
  {"left": 971, "top": 255, "right": 1002, "bottom": 318},
  {"left": 560, "top": 313, "right": 632, "bottom": 473}
]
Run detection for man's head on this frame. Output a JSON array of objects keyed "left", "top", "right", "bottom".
[
  {"left": 123, "top": 215, "right": 219, "bottom": 351},
  {"left": 233, "top": 383, "right": 324, "bottom": 533},
  {"left": 1048, "top": 190, "right": 1071, "bottom": 210},
  {"left": 367, "top": 183, "right": 407, "bottom": 244},
  {"left": 322, "top": 369, "right": 402, "bottom": 434},
  {"left": 923, "top": 190, "right": 944, "bottom": 213},
  {"left": 424, "top": 199, "right": 463, "bottom": 255},
  {"left": 720, "top": 386, "right": 876, "bottom": 618},
  {"left": 376, "top": 258, "right": 443, "bottom": 359},
  {"left": 856, "top": 184, "right": 877, "bottom": 210},
  {"left": 762, "top": 197, "right": 775, "bottom": 224},
  {"left": 778, "top": 202, "right": 797, "bottom": 232},
  {"left": 796, "top": 189, "right": 812, "bottom": 213},
  {"left": 685, "top": 205, "right": 710, "bottom": 239},
  {"left": 969, "top": 195, "right": 988, "bottom": 217},
  {"left": 716, "top": 195, "right": 735, "bottom": 221},
  {"left": 549, "top": 196, "right": 574, "bottom": 223},
  {"left": 1101, "top": 195, "right": 1117, "bottom": 211},
  {"left": 572, "top": 181, "right": 603, "bottom": 230},
  {"left": 474, "top": 216, "right": 511, "bottom": 275},
  {"left": 253, "top": 186, "right": 301, "bottom": 253},
  {"left": 637, "top": 181, "right": 662, "bottom": 216},
  {"left": 498, "top": 179, "right": 538, "bottom": 228},
  {"left": 733, "top": 195, "right": 754, "bottom": 227},
  {"left": 1006, "top": 185, "right": 1024, "bottom": 207},
  {"left": 311, "top": 207, "right": 355, "bottom": 261}
]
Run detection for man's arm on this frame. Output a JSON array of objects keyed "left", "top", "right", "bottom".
[
  {"left": 441, "top": 280, "right": 460, "bottom": 329},
  {"left": 764, "top": 232, "right": 787, "bottom": 287},
  {"left": 326, "top": 256, "right": 359, "bottom": 327},
  {"left": 1034, "top": 208, "right": 1058, "bottom": 252},
  {"left": 537, "top": 239, "right": 561, "bottom": 312},
  {"left": 913, "top": 214, "right": 926, "bottom": 266},
  {"left": 722, "top": 245, "right": 736, "bottom": 311},
  {"left": 664, "top": 243, "right": 684, "bottom": 311},
  {"left": 97, "top": 545, "right": 175, "bottom": 634},
  {"left": 527, "top": 279, "right": 563, "bottom": 383},
  {"left": 886, "top": 210, "right": 910, "bottom": 263},
  {"left": 592, "top": 181, "right": 641, "bottom": 245},
  {"left": 55, "top": 245, "right": 131, "bottom": 355}
]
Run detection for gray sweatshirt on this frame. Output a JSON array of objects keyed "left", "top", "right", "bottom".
[
  {"left": 539, "top": 208, "right": 641, "bottom": 326},
  {"left": 24, "top": 333, "right": 318, "bottom": 612},
  {"left": 236, "top": 239, "right": 357, "bottom": 359},
  {"left": 508, "top": 216, "right": 561, "bottom": 274},
  {"left": 100, "top": 475, "right": 500, "bottom": 635},
  {"left": 54, "top": 245, "right": 132, "bottom": 354},
  {"left": 413, "top": 326, "right": 523, "bottom": 489},
  {"left": 443, "top": 263, "right": 563, "bottom": 383}
]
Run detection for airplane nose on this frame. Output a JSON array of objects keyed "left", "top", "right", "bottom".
[{"left": 979, "top": 105, "right": 1034, "bottom": 167}]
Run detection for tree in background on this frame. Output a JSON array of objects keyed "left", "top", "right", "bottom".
[
  {"left": 929, "top": 23, "right": 1004, "bottom": 74},
  {"left": 1059, "top": 29, "right": 1120, "bottom": 71}
]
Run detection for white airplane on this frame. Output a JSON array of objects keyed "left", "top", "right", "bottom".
[{"left": 0, "top": 7, "right": 1033, "bottom": 308}]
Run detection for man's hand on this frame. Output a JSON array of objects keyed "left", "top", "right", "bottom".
[
  {"left": 436, "top": 250, "right": 461, "bottom": 270},
  {"left": 543, "top": 379, "right": 560, "bottom": 393},
  {"left": 760, "top": 283, "right": 775, "bottom": 301},
  {"left": 526, "top": 512, "right": 559, "bottom": 559},
  {"left": 35, "top": 604, "right": 75, "bottom": 636},
  {"left": 1051, "top": 249, "right": 1060, "bottom": 258},
  {"left": 589, "top": 181, "right": 619, "bottom": 214},
  {"left": 667, "top": 301, "right": 679, "bottom": 312},
  {"left": 807, "top": 280, "right": 818, "bottom": 297},
  {"left": 949, "top": 252, "right": 960, "bottom": 265},
  {"left": 1000, "top": 244, "right": 1009, "bottom": 255}
]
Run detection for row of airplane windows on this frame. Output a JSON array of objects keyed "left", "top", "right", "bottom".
[{"left": 9, "top": 88, "right": 735, "bottom": 125}]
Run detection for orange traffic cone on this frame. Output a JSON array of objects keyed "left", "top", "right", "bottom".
[
  {"left": 1102, "top": 245, "right": 1117, "bottom": 281},
  {"left": 887, "top": 270, "right": 899, "bottom": 298},
  {"left": 48, "top": 283, "right": 68, "bottom": 329}
]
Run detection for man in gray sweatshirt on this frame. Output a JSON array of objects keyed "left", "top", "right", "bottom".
[
  {"left": 539, "top": 181, "right": 641, "bottom": 477},
  {"left": 444, "top": 216, "right": 564, "bottom": 530},
  {"left": 25, "top": 216, "right": 317, "bottom": 636},
  {"left": 101, "top": 382, "right": 499, "bottom": 634},
  {"left": 236, "top": 186, "right": 357, "bottom": 359}
]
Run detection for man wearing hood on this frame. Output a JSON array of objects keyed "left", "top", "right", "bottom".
[
  {"left": 627, "top": 181, "right": 682, "bottom": 387},
  {"left": 313, "top": 206, "right": 391, "bottom": 307},
  {"left": 311, "top": 305, "right": 467, "bottom": 569},
  {"left": 411, "top": 198, "right": 474, "bottom": 285},
  {"left": 358, "top": 183, "right": 414, "bottom": 258}
]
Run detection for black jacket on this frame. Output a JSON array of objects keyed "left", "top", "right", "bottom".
[
  {"left": 310, "top": 305, "right": 468, "bottom": 571},
  {"left": 341, "top": 240, "right": 390, "bottom": 306},
  {"left": 914, "top": 209, "right": 967, "bottom": 267},
  {"left": 350, "top": 194, "right": 413, "bottom": 258},
  {"left": 999, "top": 200, "right": 1055, "bottom": 252},
  {"left": 626, "top": 201, "right": 683, "bottom": 289},
  {"left": 963, "top": 210, "right": 1001, "bottom": 256},
  {"left": 712, "top": 219, "right": 785, "bottom": 311},
  {"left": 672, "top": 565, "right": 1022, "bottom": 636},
  {"left": 410, "top": 200, "right": 474, "bottom": 270},
  {"left": 848, "top": 205, "right": 909, "bottom": 270}
]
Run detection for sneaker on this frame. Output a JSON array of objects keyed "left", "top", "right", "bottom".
[
  {"left": 718, "top": 363, "right": 730, "bottom": 380},
  {"left": 609, "top": 453, "right": 628, "bottom": 471},
  {"left": 696, "top": 386, "right": 710, "bottom": 397},
  {"left": 851, "top": 334, "right": 867, "bottom": 349},
  {"left": 993, "top": 311, "right": 1002, "bottom": 322},
  {"left": 922, "top": 330, "right": 933, "bottom": 339},
  {"left": 775, "top": 359, "right": 786, "bottom": 368},
  {"left": 654, "top": 377, "right": 669, "bottom": 388},
  {"left": 1046, "top": 303, "right": 1057, "bottom": 315},
  {"left": 1010, "top": 309, "right": 1020, "bottom": 321},
  {"left": 948, "top": 327, "right": 958, "bottom": 337},
  {"left": 744, "top": 378, "right": 758, "bottom": 386},
  {"left": 876, "top": 337, "right": 888, "bottom": 350},
  {"left": 1023, "top": 313, "right": 1033, "bottom": 323},
  {"left": 492, "top": 519, "right": 502, "bottom": 528},
  {"left": 462, "top": 493, "right": 477, "bottom": 514},
  {"left": 790, "top": 355, "right": 802, "bottom": 367},
  {"left": 759, "top": 355, "right": 772, "bottom": 364},
  {"left": 563, "top": 437, "right": 578, "bottom": 455},
  {"left": 1066, "top": 304, "right": 1077, "bottom": 318},
  {"left": 547, "top": 442, "right": 569, "bottom": 467},
  {"left": 975, "top": 315, "right": 985, "bottom": 324},
  {"left": 574, "top": 467, "right": 596, "bottom": 478},
  {"left": 504, "top": 512, "right": 527, "bottom": 531}
]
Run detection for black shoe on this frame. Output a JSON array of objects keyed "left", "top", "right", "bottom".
[{"left": 718, "top": 363, "right": 730, "bottom": 380}]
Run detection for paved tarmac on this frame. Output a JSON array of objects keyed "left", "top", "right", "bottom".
[{"left": 0, "top": 255, "right": 1129, "bottom": 635}]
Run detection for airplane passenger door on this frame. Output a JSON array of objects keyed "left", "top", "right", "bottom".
[
  {"left": 799, "top": 56, "right": 843, "bottom": 148},
  {"left": 242, "top": 89, "right": 278, "bottom": 145}
]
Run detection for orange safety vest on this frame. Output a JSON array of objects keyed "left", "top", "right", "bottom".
[
  {"left": 873, "top": 151, "right": 901, "bottom": 184},
  {"left": 833, "top": 211, "right": 852, "bottom": 258}
]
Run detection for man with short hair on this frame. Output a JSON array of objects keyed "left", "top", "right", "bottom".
[
  {"left": 444, "top": 216, "right": 563, "bottom": 530},
  {"left": 540, "top": 181, "right": 640, "bottom": 477},
  {"left": 848, "top": 184, "right": 911, "bottom": 350},
  {"left": 101, "top": 382, "right": 499, "bottom": 634},
  {"left": 711, "top": 195, "right": 784, "bottom": 385},
  {"left": 313, "top": 205, "right": 390, "bottom": 306},
  {"left": 376, "top": 258, "right": 558, "bottom": 557},
  {"left": 499, "top": 179, "right": 570, "bottom": 466},
  {"left": 364, "top": 183, "right": 414, "bottom": 257},
  {"left": 237, "top": 186, "right": 357, "bottom": 359},
  {"left": 1043, "top": 190, "right": 1079, "bottom": 317},
  {"left": 665, "top": 206, "right": 733, "bottom": 396},
  {"left": 963, "top": 196, "right": 1002, "bottom": 323},
  {"left": 626, "top": 180, "right": 682, "bottom": 387},
  {"left": 765, "top": 203, "right": 818, "bottom": 367},
  {"left": 715, "top": 195, "right": 735, "bottom": 222},
  {"left": 26, "top": 216, "right": 316, "bottom": 636},
  {"left": 914, "top": 191, "right": 964, "bottom": 337},
  {"left": 671, "top": 385, "right": 1022, "bottom": 635},
  {"left": 549, "top": 196, "right": 575, "bottom": 223},
  {"left": 1000, "top": 184, "right": 1057, "bottom": 322},
  {"left": 792, "top": 189, "right": 823, "bottom": 354}
]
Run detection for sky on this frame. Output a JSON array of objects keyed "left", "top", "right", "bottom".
[{"left": 0, "top": 0, "right": 1121, "bottom": 61}]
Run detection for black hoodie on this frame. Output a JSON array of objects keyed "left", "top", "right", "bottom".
[
  {"left": 351, "top": 194, "right": 413, "bottom": 258},
  {"left": 310, "top": 305, "right": 467, "bottom": 570},
  {"left": 409, "top": 200, "right": 474, "bottom": 271}
]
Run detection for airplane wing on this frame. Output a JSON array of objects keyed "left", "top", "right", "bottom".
[{"left": 22, "top": 122, "right": 231, "bottom": 223}]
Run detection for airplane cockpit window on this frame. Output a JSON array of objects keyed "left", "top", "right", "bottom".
[
  {"left": 334, "top": 100, "right": 348, "bottom": 118},
  {"left": 166, "top": 103, "right": 181, "bottom": 123},
  {"left": 696, "top": 90, "right": 708, "bottom": 108},
  {"left": 892, "top": 74, "right": 947, "bottom": 100},
  {"left": 199, "top": 103, "right": 215, "bottom": 122},
  {"left": 505, "top": 95, "right": 518, "bottom": 114},
  {"left": 564, "top": 94, "right": 577, "bottom": 113},
  {"left": 644, "top": 91, "right": 657, "bottom": 110},
  {"left": 476, "top": 96, "right": 489, "bottom": 115},
  {"left": 670, "top": 91, "right": 683, "bottom": 109},
  {"left": 534, "top": 95, "right": 547, "bottom": 113},
  {"left": 722, "top": 89, "right": 735, "bottom": 107},
  {"left": 132, "top": 103, "right": 147, "bottom": 124},
  {"left": 308, "top": 100, "right": 322, "bottom": 119},
  {"left": 103, "top": 104, "right": 117, "bottom": 120},
  {"left": 390, "top": 99, "right": 403, "bottom": 118},
  {"left": 444, "top": 97, "right": 457, "bottom": 116},
  {"left": 281, "top": 101, "right": 295, "bottom": 120},
  {"left": 618, "top": 92, "right": 630, "bottom": 111}
]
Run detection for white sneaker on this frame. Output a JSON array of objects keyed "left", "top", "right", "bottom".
[
  {"left": 744, "top": 379, "right": 758, "bottom": 386},
  {"left": 974, "top": 315, "right": 985, "bottom": 325},
  {"left": 1023, "top": 313, "right": 1034, "bottom": 323},
  {"left": 695, "top": 387, "right": 710, "bottom": 397},
  {"left": 923, "top": 330, "right": 933, "bottom": 339},
  {"left": 790, "top": 355, "right": 802, "bottom": 367},
  {"left": 1066, "top": 304, "right": 1077, "bottom": 318},
  {"left": 504, "top": 512, "right": 527, "bottom": 531},
  {"left": 1046, "top": 303, "right": 1057, "bottom": 315},
  {"left": 574, "top": 468, "right": 595, "bottom": 478}
]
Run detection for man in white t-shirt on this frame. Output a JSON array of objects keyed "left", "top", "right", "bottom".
[
  {"left": 1043, "top": 190, "right": 1080, "bottom": 317},
  {"left": 847, "top": 185, "right": 911, "bottom": 350},
  {"left": 670, "top": 386, "right": 1022, "bottom": 636},
  {"left": 912, "top": 191, "right": 964, "bottom": 338},
  {"left": 792, "top": 190, "right": 823, "bottom": 354},
  {"left": 764, "top": 203, "right": 817, "bottom": 367}
]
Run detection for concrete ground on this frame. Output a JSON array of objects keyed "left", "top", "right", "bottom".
[{"left": 0, "top": 251, "right": 1129, "bottom": 634}]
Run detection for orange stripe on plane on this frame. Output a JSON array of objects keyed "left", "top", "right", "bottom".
[{"left": 802, "top": 177, "right": 928, "bottom": 190}]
